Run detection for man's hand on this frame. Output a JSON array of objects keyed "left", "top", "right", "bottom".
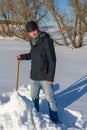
[
  {"left": 48, "top": 81, "right": 53, "bottom": 84},
  {"left": 16, "top": 55, "right": 21, "bottom": 60}
]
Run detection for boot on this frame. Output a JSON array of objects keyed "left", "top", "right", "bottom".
[{"left": 33, "top": 98, "right": 39, "bottom": 112}]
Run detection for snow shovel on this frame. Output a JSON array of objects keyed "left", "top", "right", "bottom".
[{"left": 15, "top": 60, "right": 20, "bottom": 91}]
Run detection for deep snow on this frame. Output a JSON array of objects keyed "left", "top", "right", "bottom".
[{"left": 0, "top": 29, "right": 87, "bottom": 130}]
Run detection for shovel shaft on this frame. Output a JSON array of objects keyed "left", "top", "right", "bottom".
[{"left": 15, "top": 60, "right": 20, "bottom": 91}]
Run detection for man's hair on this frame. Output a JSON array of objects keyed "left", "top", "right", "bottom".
[{"left": 26, "top": 21, "right": 38, "bottom": 32}]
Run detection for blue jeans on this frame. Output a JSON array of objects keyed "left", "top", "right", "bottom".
[{"left": 31, "top": 80, "right": 58, "bottom": 122}]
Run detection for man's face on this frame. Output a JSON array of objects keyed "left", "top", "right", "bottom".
[{"left": 28, "top": 29, "right": 39, "bottom": 38}]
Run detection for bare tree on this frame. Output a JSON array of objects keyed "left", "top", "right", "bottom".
[
  {"left": 0, "top": 0, "right": 13, "bottom": 36},
  {"left": 44, "top": 0, "right": 68, "bottom": 46},
  {"left": 70, "top": 0, "right": 87, "bottom": 29},
  {"left": 70, "top": 0, "right": 87, "bottom": 47},
  {"left": 1, "top": 0, "right": 48, "bottom": 39},
  {"left": 0, "top": 0, "right": 48, "bottom": 39},
  {"left": 44, "top": 0, "right": 87, "bottom": 48}
]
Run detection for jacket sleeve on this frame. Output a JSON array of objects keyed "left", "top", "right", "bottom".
[
  {"left": 20, "top": 52, "right": 31, "bottom": 60},
  {"left": 44, "top": 37, "right": 56, "bottom": 82}
]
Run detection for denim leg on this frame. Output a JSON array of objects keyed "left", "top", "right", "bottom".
[
  {"left": 31, "top": 80, "right": 41, "bottom": 112},
  {"left": 40, "top": 81, "right": 59, "bottom": 122}
]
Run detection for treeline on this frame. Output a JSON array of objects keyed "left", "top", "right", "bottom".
[{"left": 0, "top": 0, "right": 87, "bottom": 48}]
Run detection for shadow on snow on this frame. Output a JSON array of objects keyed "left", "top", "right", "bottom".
[{"left": 40, "top": 75, "right": 87, "bottom": 128}]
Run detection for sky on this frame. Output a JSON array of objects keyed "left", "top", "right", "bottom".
[
  {"left": 44, "top": 0, "right": 71, "bottom": 26},
  {"left": 58, "top": 0, "right": 69, "bottom": 8}
]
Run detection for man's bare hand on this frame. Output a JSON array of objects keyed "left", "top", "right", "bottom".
[
  {"left": 48, "top": 81, "right": 53, "bottom": 84},
  {"left": 16, "top": 55, "right": 21, "bottom": 60}
]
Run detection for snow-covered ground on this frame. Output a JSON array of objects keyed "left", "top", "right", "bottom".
[{"left": 0, "top": 29, "right": 87, "bottom": 130}]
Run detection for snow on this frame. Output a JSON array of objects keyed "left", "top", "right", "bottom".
[{"left": 0, "top": 31, "right": 87, "bottom": 130}]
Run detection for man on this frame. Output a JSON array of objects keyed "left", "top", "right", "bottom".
[{"left": 16, "top": 21, "right": 59, "bottom": 123}]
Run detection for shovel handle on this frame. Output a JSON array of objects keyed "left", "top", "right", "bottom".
[{"left": 15, "top": 60, "right": 20, "bottom": 91}]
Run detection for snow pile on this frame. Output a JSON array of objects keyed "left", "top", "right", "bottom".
[
  {"left": 0, "top": 86, "right": 87, "bottom": 130},
  {"left": 0, "top": 92, "right": 28, "bottom": 130},
  {"left": 0, "top": 87, "right": 63, "bottom": 130}
]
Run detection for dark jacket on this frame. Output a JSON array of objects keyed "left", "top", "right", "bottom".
[{"left": 20, "top": 32, "right": 56, "bottom": 82}]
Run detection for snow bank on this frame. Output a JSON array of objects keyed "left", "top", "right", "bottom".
[
  {"left": 0, "top": 92, "right": 29, "bottom": 130},
  {"left": 0, "top": 87, "right": 63, "bottom": 130},
  {"left": 0, "top": 86, "right": 87, "bottom": 130}
]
